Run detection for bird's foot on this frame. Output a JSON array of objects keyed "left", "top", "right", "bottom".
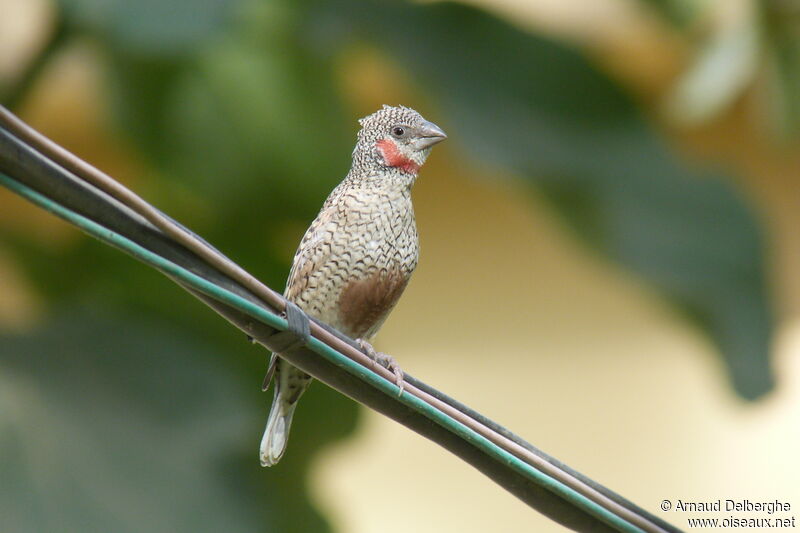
[{"left": 357, "top": 339, "right": 404, "bottom": 395}]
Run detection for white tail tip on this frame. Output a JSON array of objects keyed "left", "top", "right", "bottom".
[{"left": 260, "top": 402, "right": 296, "bottom": 467}]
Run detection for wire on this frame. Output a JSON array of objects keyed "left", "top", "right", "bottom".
[{"left": 0, "top": 105, "right": 681, "bottom": 533}]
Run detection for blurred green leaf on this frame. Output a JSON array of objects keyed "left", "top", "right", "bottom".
[
  {"left": 58, "top": 0, "right": 236, "bottom": 56},
  {"left": 85, "top": 1, "right": 354, "bottom": 284},
  {"left": 320, "top": 0, "right": 773, "bottom": 398},
  {"left": 0, "top": 306, "right": 345, "bottom": 533},
  {"left": 762, "top": 1, "right": 800, "bottom": 137},
  {"left": 633, "top": 0, "right": 707, "bottom": 29},
  {"left": 0, "top": 308, "right": 267, "bottom": 532},
  {"left": 161, "top": 34, "right": 350, "bottom": 209}
]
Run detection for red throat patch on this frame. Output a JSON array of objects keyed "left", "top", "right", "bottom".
[{"left": 376, "top": 139, "right": 420, "bottom": 174}]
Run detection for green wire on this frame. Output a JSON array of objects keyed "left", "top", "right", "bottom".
[{"left": 0, "top": 172, "right": 645, "bottom": 533}]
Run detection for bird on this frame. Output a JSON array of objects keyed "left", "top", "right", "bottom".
[{"left": 260, "top": 105, "right": 446, "bottom": 466}]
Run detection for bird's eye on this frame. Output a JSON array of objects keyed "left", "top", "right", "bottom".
[{"left": 391, "top": 126, "right": 405, "bottom": 137}]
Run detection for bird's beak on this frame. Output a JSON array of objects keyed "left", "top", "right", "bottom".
[{"left": 413, "top": 120, "right": 447, "bottom": 150}]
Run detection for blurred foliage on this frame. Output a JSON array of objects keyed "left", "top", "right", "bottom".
[
  {"left": 762, "top": 0, "right": 800, "bottom": 136},
  {"left": 0, "top": 0, "right": 780, "bottom": 530},
  {"left": 642, "top": 0, "right": 800, "bottom": 136},
  {"left": 638, "top": 0, "right": 704, "bottom": 28},
  {"left": 0, "top": 308, "right": 262, "bottom": 533}
]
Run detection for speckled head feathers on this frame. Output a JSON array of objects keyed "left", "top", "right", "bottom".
[
  {"left": 351, "top": 105, "right": 446, "bottom": 177},
  {"left": 357, "top": 105, "right": 424, "bottom": 141}
]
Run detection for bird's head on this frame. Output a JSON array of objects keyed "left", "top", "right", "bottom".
[{"left": 353, "top": 105, "right": 446, "bottom": 176}]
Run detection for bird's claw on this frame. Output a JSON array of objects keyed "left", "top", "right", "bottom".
[{"left": 357, "top": 339, "right": 405, "bottom": 395}]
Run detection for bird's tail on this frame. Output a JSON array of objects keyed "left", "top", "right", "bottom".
[{"left": 260, "top": 381, "right": 299, "bottom": 467}]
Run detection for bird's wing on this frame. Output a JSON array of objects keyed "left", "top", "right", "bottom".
[
  {"left": 285, "top": 206, "right": 338, "bottom": 302},
  {"left": 262, "top": 206, "right": 340, "bottom": 390}
]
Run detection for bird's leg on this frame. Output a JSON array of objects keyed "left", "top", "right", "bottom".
[{"left": 357, "top": 338, "right": 405, "bottom": 394}]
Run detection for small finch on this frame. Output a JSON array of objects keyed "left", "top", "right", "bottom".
[{"left": 260, "top": 105, "right": 446, "bottom": 466}]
